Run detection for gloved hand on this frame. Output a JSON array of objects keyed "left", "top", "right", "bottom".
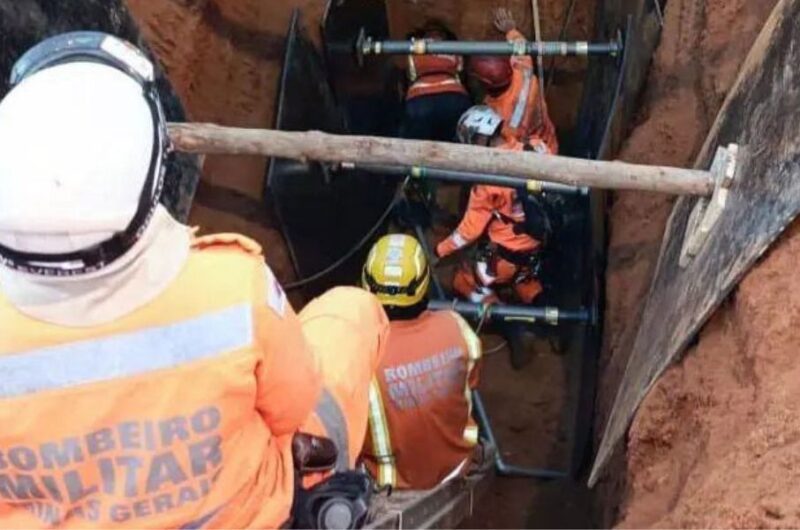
[
  {"left": 493, "top": 7, "right": 516, "bottom": 34},
  {"left": 292, "top": 432, "right": 339, "bottom": 474}
]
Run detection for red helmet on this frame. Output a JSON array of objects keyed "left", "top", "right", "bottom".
[{"left": 469, "top": 56, "right": 513, "bottom": 91}]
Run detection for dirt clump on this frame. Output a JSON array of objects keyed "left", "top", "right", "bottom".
[{"left": 598, "top": 0, "right": 791, "bottom": 526}]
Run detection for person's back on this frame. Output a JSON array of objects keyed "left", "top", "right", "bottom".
[
  {"left": 0, "top": 33, "right": 340, "bottom": 528},
  {"left": 0, "top": 235, "right": 319, "bottom": 528},
  {"left": 359, "top": 235, "right": 482, "bottom": 489},
  {"left": 364, "top": 310, "right": 481, "bottom": 489},
  {"left": 399, "top": 24, "right": 472, "bottom": 142}
]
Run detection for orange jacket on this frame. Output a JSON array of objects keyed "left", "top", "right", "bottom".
[
  {"left": 362, "top": 310, "right": 481, "bottom": 489},
  {"left": 0, "top": 234, "right": 321, "bottom": 529},
  {"left": 436, "top": 141, "right": 543, "bottom": 258},
  {"left": 406, "top": 54, "right": 467, "bottom": 100},
  {"left": 297, "top": 286, "right": 390, "bottom": 488},
  {"left": 485, "top": 30, "right": 559, "bottom": 154}
]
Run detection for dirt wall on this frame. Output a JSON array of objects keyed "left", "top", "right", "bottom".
[
  {"left": 597, "top": 0, "right": 787, "bottom": 526},
  {"left": 125, "top": 0, "right": 327, "bottom": 283}
]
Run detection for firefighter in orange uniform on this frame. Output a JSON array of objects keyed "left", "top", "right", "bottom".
[
  {"left": 435, "top": 106, "right": 551, "bottom": 308},
  {"left": 360, "top": 235, "right": 482, "bottom": 489},
  {"left": 0, "top": 33, "right": 386, "bottom": 529},
  {"left": 399, "top": 23, "right": 473, "bottom": 142},
  {"left": 469, "top": 8, "right": 559, "bottom": 154}
]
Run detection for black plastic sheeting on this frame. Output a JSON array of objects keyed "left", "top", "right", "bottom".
[
  {"left": 266, "top": 11, "right": 396, "bottom": 296},
  {"left": 323, "top": 0, "right": 403, "bottom": 137},
  {"left": 0, "top": 1, "right": 201, "bottom": 221},
  {"left": 568, "top": 0, "right": 664, "bottom": 475}
]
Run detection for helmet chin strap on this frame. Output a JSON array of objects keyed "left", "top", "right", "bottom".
[{"left": 0, "top": 32, "right": 168, "bottom": 278}]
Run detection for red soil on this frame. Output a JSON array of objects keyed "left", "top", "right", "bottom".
[
  {"left": 125, "top": 0, "right": 327, "bottom": 285},
  {"left": 598, "top": 0, "right": 800, "bottom": 527}
]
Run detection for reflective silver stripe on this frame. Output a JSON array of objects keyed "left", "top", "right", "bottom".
[
  {"left": 316, "top": 388, "right": 350, "bottom": 471},
  {"left": 510, "top": 69, "right": 533, "bottom": 129},
  {"left": 0, "top": 305, "right": 253, "bottom": 399},
  {"left": 368, "top": 379, "right": 396, "bottom": 487},
  {"left": 450, "top": 231, "right": 468, "bottom": 249},
  {"left": 453, "top": 314, "right": 482, "bottom": 446}
]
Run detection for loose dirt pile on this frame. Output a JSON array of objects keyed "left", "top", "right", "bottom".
[{"left": 598, "top": 0, "right": 800, "bottom": 526}]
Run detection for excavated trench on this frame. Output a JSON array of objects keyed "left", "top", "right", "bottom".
[{"left": 1, "top": 0, "right": 796, "bottom": 528}]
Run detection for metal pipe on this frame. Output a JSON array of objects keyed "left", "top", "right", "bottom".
[
  {"left": 429, "top": 299, "right": 591, "bottom": 325},
  {"left": 339, "top": 162, "right": 588, "bottom": 196},
  {"left": 473, "top": 390, "right": 568, "bottom": 480},
  {"left": 359, "top": 36, "right": 622, "bottom": 58}
]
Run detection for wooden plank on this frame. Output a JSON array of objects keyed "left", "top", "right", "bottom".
[
  {"left": 590, "top": 0, "right": 800, "bottom": 486},
  {"left": 169, "top": 123, "right": 714, "bottom": 195}
]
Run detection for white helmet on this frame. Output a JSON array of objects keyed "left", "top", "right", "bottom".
[
  {"left": 0, "top": 32, "right": 169, "bottom": 277},
  {"left": 456, "top": 105, "right": 503, "bottom": 145}
]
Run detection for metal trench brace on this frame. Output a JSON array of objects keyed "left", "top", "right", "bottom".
[
  {"left": 428, "top": 300, "right": 592, "bottom": 480},
  {"left": 354, "top": 28, "right": 624, "bottom": 67},
  {"left": 336, "top": 162, "right": 590, "bottom": 196}
]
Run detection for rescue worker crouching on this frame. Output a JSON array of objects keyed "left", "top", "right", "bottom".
[
  {"left": 435, "top": 105, "right": 551, "bottom": 307},
  {"left": 0, "top": 32, "right": 386, "bottom": 529},
  {"left": 360, "top": 235, "right": 482, "bottom": 490},
  {"left": 469, "top": 8, "right": 559, "bottom": 154},
  {"left": 435, "top": 106, "right": 553, "bottom": 369}
]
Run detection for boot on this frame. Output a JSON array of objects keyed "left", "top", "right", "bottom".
[
  {"left": 501, "top": 321, "right": 534, "bottom": 370},
  {"left": 292, "top": 432, "right": 339, "bottom": 474}
]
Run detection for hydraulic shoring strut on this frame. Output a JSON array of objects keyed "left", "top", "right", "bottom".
[
  {"left": 337, "top": 162, "right": 588, "bottom": 196},
  {"left": 428, "top": 299, "right": 593, "bottom": 326},
  {"left": 354, "top": 29, "right": 623, "bottom": 66}
]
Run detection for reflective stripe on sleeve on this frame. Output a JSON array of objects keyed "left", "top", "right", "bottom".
[
  {"left": 367, "top": 378, "right": 396, "bottom": 487},
  {"left": 510, "top": 69, "right": 533, "bottom": 129},
  {"left": 0, "top": 304, "right": 253, "bottom": 399},
  {"left": 315, "top": 388, "right": 350, "bottom": 471},
  {"left": 453, "top": 313, "right": 483, "bottom": 446},
  {"left": 450, "top": 231, "right": 468, "bottom": 250},
  {"left": 463, "top": 424, "right": 480, "bottom": 446}
]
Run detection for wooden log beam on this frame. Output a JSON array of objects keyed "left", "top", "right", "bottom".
[{"left": 168, "top": 123, "right": 715, "bottom": 196}]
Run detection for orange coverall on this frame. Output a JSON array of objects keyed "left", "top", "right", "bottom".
[
  {"left": 0, "top": 234, "right": 386, "bottom": 529},
  {"left": 362, "top": 310, "right": 481, "bottom": 490},
  {"left": 436, "top": 140, "right": 548, "bottom": 304},
  {"left": 485, "top": 29, "right": 559, "bottom": 154},
  {"left": 406, "top": 54, "right": 467, "bottom": 100}
]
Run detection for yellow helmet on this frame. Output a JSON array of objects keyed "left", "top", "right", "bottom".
[{"left": 362, "top": 234, "right": 430, "bottom": 308}]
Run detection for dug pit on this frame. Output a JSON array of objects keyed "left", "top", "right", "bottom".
[{"left": 1, "top": 0, "right": 797, "bottom": 527}]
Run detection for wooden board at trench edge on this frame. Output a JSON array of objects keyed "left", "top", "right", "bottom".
[{"left": 590, "top": 0, "right": 800, "bottom": 486}]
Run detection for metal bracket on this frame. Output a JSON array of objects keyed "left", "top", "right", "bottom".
[
  {"left": 679, "top": 144, "right": 739, "bottom": 268},
  {"left": 355, "top": 27, "right": 369, "bottom": 68}
]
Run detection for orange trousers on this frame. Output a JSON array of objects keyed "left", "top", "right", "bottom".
[
  {"left": 297, "top": 287, "right": 389, "bottom": 482},
  {"left": 453, "top": 257, "right": 542, "bottom": 305}
]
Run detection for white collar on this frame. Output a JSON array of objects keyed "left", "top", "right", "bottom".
[{"left": 0, "top": 205, "right": 192, "bottom": 327}]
